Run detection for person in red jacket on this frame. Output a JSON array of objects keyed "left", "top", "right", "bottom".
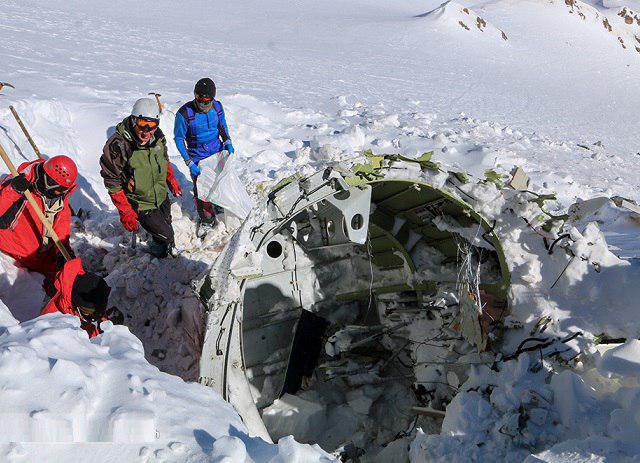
[
  {"left": 42, "top": 257, "right": 116, "bottom": 338},
  {"left": 0, "top": 156, "right": 77, "bottom": 284}
]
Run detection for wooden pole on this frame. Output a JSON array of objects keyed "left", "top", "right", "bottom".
[
  {"left": 9, "top": 106, "right": 43, "bottom": 159},
  {"left": 0, "top": 141, "right": 72, "bottom": 261}
]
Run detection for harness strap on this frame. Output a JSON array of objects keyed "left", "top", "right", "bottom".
[{"left": 41, "top": 197, "right": 64, "bottom": 247}]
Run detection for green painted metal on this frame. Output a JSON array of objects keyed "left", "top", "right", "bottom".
[
  {"left": 366, "top": 178, "right": 511, "bottom": 301},
  {"left": 267, "top": 154, "right": 511, "bottom": 305},
  {"left": 360, "top": 225, "right": 408, "bottom": 270},
  {"left": 368, "top": 222, "right": 417, "bottom": 272},
  {"left": 268, "top": 173, "right": 302, "bottom": 196}
]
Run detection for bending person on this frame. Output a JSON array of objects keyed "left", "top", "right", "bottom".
[
  {"left": 101, "top": 98, "right": 182, "bottom": 258},
  {"left": 174, "top": 78, "right": 234, "bottom": 227},
  {"left": 42, "top": 257, "right": 121, "bottom": 338}
]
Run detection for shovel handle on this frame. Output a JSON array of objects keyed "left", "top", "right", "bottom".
[{"left": 9, "top": 106, "right": 43, "bottom": 159}]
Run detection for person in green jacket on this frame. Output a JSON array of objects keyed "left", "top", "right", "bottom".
[{"left": 100, "top": 98, "right": 182, "bottom": 258}]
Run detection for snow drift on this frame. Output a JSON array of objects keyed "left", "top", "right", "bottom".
[{"left": 0, "top": 300, "right": 333, "bottom": 462}]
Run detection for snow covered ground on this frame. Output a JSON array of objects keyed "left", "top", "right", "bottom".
[
  {"left": 0, "top": 296, "right": 333, "bottom": 462},
  {"left": 1, "top": 0, "right": 640, "bottom": 461}
]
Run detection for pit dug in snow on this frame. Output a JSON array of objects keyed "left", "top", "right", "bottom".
[{"left": 196, "top": 166, "right": 511, "bottom": 461}]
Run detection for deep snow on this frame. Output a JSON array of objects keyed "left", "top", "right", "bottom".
[
  {"left": 1, "top": 0, "right": 640, "bottom": 461},
  {"left": 0, "top": 295, "right": 334, "bottom": 462}
]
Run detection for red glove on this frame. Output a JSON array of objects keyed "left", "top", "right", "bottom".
[
  {"left": 109, "top": 190, "right": 138, "bottom": 232},
  {"left": 166, "top": 163, "right": 182, "bottom": 197}
]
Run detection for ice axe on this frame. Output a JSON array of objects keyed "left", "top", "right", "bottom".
[
  {"left": 9, "top": 106, "right": 43, "bottom": 159},
  {"left": 0, "top": 141, "right": 73, "bottom": 261},
  {"left": 0, "top": 82, "right": 15, "bottom": 94},
  {"left": 148, "top": 92, "right": 164, "bottom": 114}
]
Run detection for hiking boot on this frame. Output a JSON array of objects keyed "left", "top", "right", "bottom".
[
  {"left": 167, "top": 245, "right": 180, "bottom": 258},
  {"left": 149, "top": 240, "right": 170, "bottom": 258}
]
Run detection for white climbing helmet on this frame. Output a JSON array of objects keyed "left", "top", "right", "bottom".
[{"left": 131, "top": 98, "right": 160, "bottom": 120}]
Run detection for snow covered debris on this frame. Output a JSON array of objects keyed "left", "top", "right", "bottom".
[{"left": 262, "top": 393, "right": 327, "bottom": 443}]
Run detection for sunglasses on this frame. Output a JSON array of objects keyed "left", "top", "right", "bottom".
[
  {"left": 195, "top": 95, "right": 213, "bottom": 104},
  {"left": 135, "top": 117, "right": 159, "bottom": 132}
]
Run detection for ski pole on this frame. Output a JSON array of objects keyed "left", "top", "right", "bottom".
[
  {"left": 0, "top": 141, "right": 73, "bottom": 261},
  {"left": 9, "top": 106, "right": 43, "bottom": 159},
  {"left": 131, "top": 230, "right": 137, "bottom": 249}
]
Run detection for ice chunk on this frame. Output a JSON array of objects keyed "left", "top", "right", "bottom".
[
  {"left": 598, "top": 340, "right": 640, "bottom": 379},
  {"left": 261, "top": 392, "right": 326, "bottom": 443},
  {"left": 210, "top": 436, "right": 247, "bottom": 463}
]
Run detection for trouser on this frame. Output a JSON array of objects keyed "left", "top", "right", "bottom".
[
  {"left": 137, "top": 198, "right": 174, "bottom": 246},
  {"left": 192, "top": 174, "right": 217, "bottom": 224},
  {"left": 189, "top": 147, "right": 228, "bottom": 224}
]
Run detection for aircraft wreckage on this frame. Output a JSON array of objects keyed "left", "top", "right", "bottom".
[{"left": 194, "top": 153, "right": 625, "bottom": 459}]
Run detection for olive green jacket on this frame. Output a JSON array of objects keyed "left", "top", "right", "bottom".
[{"left": 100, "top": 117, "right": 169, "bottom": 211}]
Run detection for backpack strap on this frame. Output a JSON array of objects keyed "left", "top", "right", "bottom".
[
  {"left": 178, "top": 102, "right": 198, "bottom": 145},
  {"left": 213, "top": 100, "right": 224, "bottom": 119},
  {"left": 213, "top": 100, "right": 229, "bottom": 142}
]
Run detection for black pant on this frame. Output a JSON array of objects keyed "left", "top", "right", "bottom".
[
  {"left": 192, "top": 174, "right": 217, "bottom": 224},
  {"left": 137, "top": 198, "right": 174, "bottom": 246}
]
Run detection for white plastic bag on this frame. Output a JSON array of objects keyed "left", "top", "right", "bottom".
[{"left": 197, "top": 152, "right": 255, "bottom": 222}]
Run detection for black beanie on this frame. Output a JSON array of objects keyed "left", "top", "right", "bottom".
[
  {"left": 72, "top": 273, "right": 111, "bottom": 315},
  {"left": 194, "top": 78, "right": 216, "bottom": 98}
]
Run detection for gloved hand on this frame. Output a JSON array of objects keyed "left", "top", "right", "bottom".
[
  {"left": 223, "top": 140, "right": 234, "bottom": 154},
  {"left": 105, "top": 306, "right": 125, "bottom": 325},
  {"left": 167, "top": 177, "right": 182, "bottom": 197},
  {"left": 109, "top": 190, "right": 138, "bottom": 232},
  {"left": 119, "top": 209, "right": 138, "bottom": 231},
  {"left": 11, "top": 173, "right": 31, "bottom": 194},
  {"left": 55, "top": 248, "right": 75, "bottom": 269},
  {"left": 187, "top": 159, "right": 201, "bottom": 176},
  {"left": 166, "top": 163, "right": 182, "bottom": 197}
]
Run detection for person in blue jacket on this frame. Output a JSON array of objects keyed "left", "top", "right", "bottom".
[{"left": 174, "top": 78, "right": 234, "bottom": 224}]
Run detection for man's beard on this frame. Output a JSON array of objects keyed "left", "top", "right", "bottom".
[{"left": 196, "top": 100, "right": 213, "bottom": 112}]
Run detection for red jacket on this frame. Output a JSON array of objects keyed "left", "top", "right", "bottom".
[
  {"left": 42, "top": 258, "right": 101, "bottom": 338},
  {"left": 0, "top": 160, "right": 75, "bottom": 279}
]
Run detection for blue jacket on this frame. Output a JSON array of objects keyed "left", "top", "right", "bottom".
[{"left": 174, "top": 100, "right": 231, "bottom": 164}]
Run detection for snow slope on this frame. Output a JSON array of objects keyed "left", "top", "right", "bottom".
[
  {"left": 3, "top": 0, "right": 640, "bottom": 156},
  {"left": 1, "top": 0, "right": 640, "bottom": 461}
]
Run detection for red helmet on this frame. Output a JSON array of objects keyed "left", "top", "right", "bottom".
[{"left": 43, "top": 155, "right": 78, "bottom": 187}]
